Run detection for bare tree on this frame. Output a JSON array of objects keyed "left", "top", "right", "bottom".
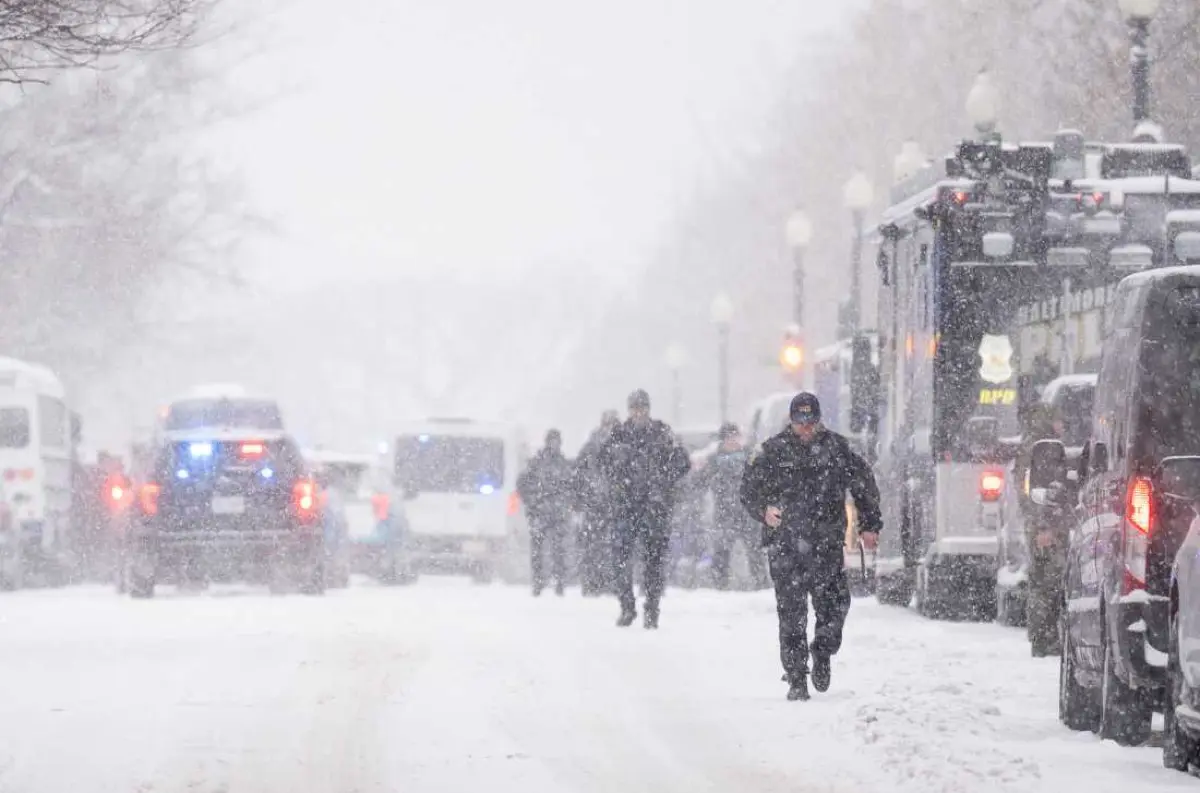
[{"left": 0, "top": 0, "right": 214, "bottom": 84}]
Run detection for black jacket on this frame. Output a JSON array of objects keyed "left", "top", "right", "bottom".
[
  {"left": 517, "top": 448, "right": 574, "bottom": 525},
  {"left": 740, "top": 427, "right": 882, "bottom": 554},
  {"left": 572, "top": 425, "right": 616, "bottom": 514},
  {"left": 599, "top": 418, "right": 690, "bottom": 516},
  {"left": 696, "top": 446, "right": 751, "bottom": 529}
]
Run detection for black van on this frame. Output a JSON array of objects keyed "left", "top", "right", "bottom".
[{"left": 1030, "top": 266, "right": 1200, "bottom": 746}]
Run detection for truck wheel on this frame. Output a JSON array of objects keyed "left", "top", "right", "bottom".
[
  {"left": 1164, "top": 613, "right": 1200, "bottom": 770},
  {"left": 1099, "top": 626, "right": 1153, "bottom": 745},
  {"left": 1059, "top": 621, "right": 1100, "bottom": 731}
]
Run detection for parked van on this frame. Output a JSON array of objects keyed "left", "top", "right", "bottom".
[
  {"left": 0, "top": 357, "right": 75, "bottom": 588},
  {"left": 393, "top": 418, "right": 530, "bottom": 583}
]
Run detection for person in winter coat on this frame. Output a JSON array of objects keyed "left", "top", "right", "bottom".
[
  {"left": 599, "top": 389, "right": 691, "bottom": 628},
  {"left": 572, "top": 410, "right": 621, "bottom": 596},
  {"left": 695, "top": 422, "right": 767, "bottom": 590},
  {"left": 1016, "top": 403, "right": 1068, "bottom": 656},
  {"left": 517, "top": 429, "right": 575, "bottom": 597},
  {"left": 740, "top": 392, "right": 882, "bottom": 701}
]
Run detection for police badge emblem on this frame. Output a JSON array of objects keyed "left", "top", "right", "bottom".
[{"left": 978, "top": 334, "right": 1014, "bottom": 384}]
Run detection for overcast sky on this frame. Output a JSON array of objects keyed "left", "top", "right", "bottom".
[{"left": 209, "top": 0, "right": 861, "bottom": 289}]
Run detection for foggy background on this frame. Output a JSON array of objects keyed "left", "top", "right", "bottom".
[{"left": 12, "top": 0, "right": 1200, "bottom": 454}]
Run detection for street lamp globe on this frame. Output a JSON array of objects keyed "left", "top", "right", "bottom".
[
  {"left": 710, "top": 292, "right": 735, "bottom": 326},
  {"left": 843, "top": 171, "right": 874, "bottom": 212},
  {"left": 893, "top": 140, "right": 925, "bottom": 183},
  {"left": 664, "top": 343, "right": 687, "bottom": 371},
  {"left": 1118, "top": 0, "right": 1160, "bottom": 20},
  {"left": 785, "top": 210, "right": 813, "bottom": 250},
  {"left": 966, "top": 71, "right": 1000, "bottom": 133}
]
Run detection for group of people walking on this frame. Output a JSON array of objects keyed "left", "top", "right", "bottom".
[{"left": 517, "top": 389, "right": 883, "bottom": 701}]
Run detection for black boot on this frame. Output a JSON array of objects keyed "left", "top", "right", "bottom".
[
  {"left": 617, "top": 605, "right": 636, "bottom": 627},
  {"left": 786, "top": 678, "right": 810, "bottom": 701},
  {"left": 643, "top": 602, "right": 659, "bottom": 630},
  {"left": 812, "top": 654, "right": 831, "bottom": 693}
]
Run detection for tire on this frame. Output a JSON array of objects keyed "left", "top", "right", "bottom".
[
  {"left": 1059, "top": 618, "right": 1100, "bottom": 731},
  {"left": 298, "top": 561, "right": 325, "bottom": 596},
  {"left": 1164, "top": 613, "right": 1200, "bottom": 771},
  {"left": 1099, "top": 625, "right": 1153, "bottom": 746}
]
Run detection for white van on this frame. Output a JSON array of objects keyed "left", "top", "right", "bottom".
[
  {"left": 0, "top": 357, "right": 74, "bottom": 589},
  {"left": 392, "top": 418, "right": 530, "bottom": 583}
]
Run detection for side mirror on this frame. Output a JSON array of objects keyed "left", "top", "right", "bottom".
[
  {"left": 1029, "top": 439, "right": 1067, "bottom": 490},
  {"left": 1092, "top": 442, "right": 1109, "bottom": 474},
  {"left": 1030, "top": 486, "right": 1064, "bottom": 507},
  {"left": 1158, "top": 455, "right": 1200, "bottom": 501}
]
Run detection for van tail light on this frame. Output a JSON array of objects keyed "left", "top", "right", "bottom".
[
  {"left": 4, "top": 468, "right": 34, "bottom": 481},
  {"left": 371, "top": 493, "right": 390, "bottom": 522},
  {"left": 138, "top": 483, "right": 161, "bottom": 516},
  {"left": 979, "top": 470, "right": 1004, "bottom": 502},
  {"left": 104, "top": 474, "right": 132, "bottom": 513},
  {"left": 1123, "top": 476, "right": 1153, "bottom": 594},
  {"left": 292, "top": 478, "right": 318, "bottom": 523},
  {"left": 507, "top": 491, "right": 521, "bottom": 516}
]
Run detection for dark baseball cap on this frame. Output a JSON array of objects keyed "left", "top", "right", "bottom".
[
  {"left": 628, "top": 389, "right": 651, "bottom": 410},
  {"left": 789, "top": 391, "right": 822, "bottom": 425}
]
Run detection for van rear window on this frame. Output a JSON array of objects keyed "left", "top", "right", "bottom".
[
  {"left": 1140, "top": 326, "right": 1200, "bottom": 459},
  {"left": 394, "top": 435, "right": 504, "bottom": 494},
  {"left": 0, "top": 407, "right": 29, "bottom": 448}
]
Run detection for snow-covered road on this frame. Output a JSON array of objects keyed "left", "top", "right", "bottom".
[{"left": 0, "top": 580, "right": 1191, "bottom": 793}]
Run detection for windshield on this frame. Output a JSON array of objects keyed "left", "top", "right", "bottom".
[
  {"left": 317, "top": 462, "right": 369, "bottom": 495},
  {"left": 164, "top": 399, "right": 284, "bottom": 432},
  {"left": 1051, "top": 386, "right": 1094, "bottom": 447},
  {"left": 1139, "top": 289, "right": 1200, "bottom": 462},
  {"left": 394, "top": 435, "right": 505, "bottom": 493},
  {"left": 0, "top": 407, "right": 30, "bottom": 449}
]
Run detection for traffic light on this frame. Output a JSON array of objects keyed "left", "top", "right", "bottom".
[{"left": 780, "top": 328, "right": 804, "bottom": 373}]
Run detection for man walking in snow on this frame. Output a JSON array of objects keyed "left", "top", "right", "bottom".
[
  {"left": 599, "top": 389, "right": 690, "bottom": 629},
  {"left": 695, "top": 422, "right": 767, "bottom": 590},
  {"left": 740, "top": 392, "right": 882, "bottom": 701},
  {"left": 517, "top": 429, "right": 575, "bottom": 596}
]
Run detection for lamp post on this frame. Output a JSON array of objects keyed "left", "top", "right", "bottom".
[
  {"left": 664, "top": 343, "right": 687, "bottom": 426},
  {"left": 710, "top": 293, "right": 734, "bottom": 425},
  {"left": 965, "top": 70, "right": 1000, "bottom": 140},
  {"left": 842, "top": 171, "right": 874, "bottom": 338},
  {"left": 1118, "top": 0, "right": 1160, "bottom": 126},
  {"left": 785, "top": 210, "right": 812, "bottom": 329}
]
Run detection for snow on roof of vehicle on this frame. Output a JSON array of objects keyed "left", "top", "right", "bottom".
[
  {"left": 0, "top": 356, "right": 65, "bottom": 398},
  {"left": 161, "top": 427, "right": 289, "bottom": 444},
  {"left": 395, "top": 418, "right": 525, "bottom": 440},
  {"left": 1117, "top": 263, "right": 1200, "bottom": 289},
  {"left": 1041, "top": 374, "right": 1097, "bottom": 402}
]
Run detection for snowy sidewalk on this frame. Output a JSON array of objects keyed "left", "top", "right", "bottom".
[{"left": 0, "top": 582, "right": 1191, "bottom": 792}]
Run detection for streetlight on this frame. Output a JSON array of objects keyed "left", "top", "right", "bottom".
[
  {"left": 710, "top": 292, "right": 734, "bottom": 425},
  {"left": 1118, "top": 0, "right": 1160, "bottom": 126},
  {"left": 785, "top": 210, "right": 812, "bottom": 330},
  {"left": 664, "top": 342, "right": 687, "bottom": 426},
  {"left": 965, "top": 70, "right": 1000, "bottom": 138},
  {"left": 842, "top": 171, "right": 874, "bottom": 339}
]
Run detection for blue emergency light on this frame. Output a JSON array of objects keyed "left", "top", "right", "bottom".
[
  {"left": 261, "top": 468, "right": 274, "bottom": 479},
  {"left": 189, "top": 442, "right": 214, "bottom": 458},
  {"left": 479, "top": 484, "right": 495, "bottom": 495}
]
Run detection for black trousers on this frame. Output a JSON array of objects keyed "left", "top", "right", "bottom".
[
  {"left": 768, "top": 544, "right": 851, "bottom": 681},
  {"left": 530, "top": 519, "right": 567, "bottom": 591},
  {"left": 711, "top": 519, "right": 769, "bottom": 590},
  {"left": 613, "top": 506, "right": 670, "bottom": 612}
]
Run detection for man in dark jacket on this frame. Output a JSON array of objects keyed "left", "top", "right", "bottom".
[
  {"left": 600, "top": 389, "right": 691, "bottom": 628},
  {"left": 740, "top": 392, "right": 882, "bottom": 701},
  {"left": 517, "top": 429, "right": 574, "bottom": 597},
  {"left": 573, "top": 410, "right": 621, "bottom": 596},
  {"left": 696, "top": 422, "right": 767, "bottom": 590}
]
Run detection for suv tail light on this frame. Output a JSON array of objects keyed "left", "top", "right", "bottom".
[
  {"left": 139, "top": 482, "right": 161, "bottom": 516},
  {"left": 1123, "top": 476, "right": 1153, "bottom": 594},
  {"left": 371, "top": 493, "right": 390, "bottom": 522},
  {"left": 104, "top": 474, "right": 131, "bottom": 513},
  {"left": 238, "top": 441, "right": 266, "bottom": 460},
  {"left": 292, "top": 478, "right": 318, "bottom": 523},
  {"left": 507, "top": 491, "right": 521, "bottom": 516},
  {"left": 979, "top": 470, "right": 1004, "bottom": 502}
]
